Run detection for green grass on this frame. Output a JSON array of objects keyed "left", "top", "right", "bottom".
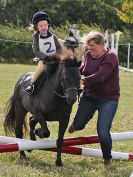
[{"left": 0, "top": 64, "right": 133, "bottom": 177}]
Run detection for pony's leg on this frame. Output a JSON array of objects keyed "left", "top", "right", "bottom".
[
  {"left": 56, "top": 118, "right": 69, "bottom": 166},
  {"left": 15, "top": 103, "right": 28, "bottom": 159},
  {"left": 29, "top": 116, "right": 38, "bottom": 141},
  {"left": 35, "top": 114, "right": 50, "bottom": 138},
  {"left": 27, "top": 116, "right": 38, "bottom": 153}
]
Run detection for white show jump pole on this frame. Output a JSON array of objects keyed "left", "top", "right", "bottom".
[{"left": 0, "top": 132, "right": 133, "bottom": 161}]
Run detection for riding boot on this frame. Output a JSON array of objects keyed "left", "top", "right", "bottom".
[{"left": 24, "top": 83, "right": 35, "bottom": 95}]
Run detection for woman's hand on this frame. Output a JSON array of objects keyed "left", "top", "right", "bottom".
[{"left": 80, "top": 79, "right": 85, "bottom": 85}]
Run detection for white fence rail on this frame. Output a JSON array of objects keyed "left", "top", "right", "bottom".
[{"left": 0, "top": 38, "right": 133, "bottom": 69}]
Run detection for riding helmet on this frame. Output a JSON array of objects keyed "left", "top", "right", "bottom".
[
  {"left": 32, "top": 11, "right": 51, "bottom": 25},
  {"left": 71, "top": 21, "right": 76, "bottom": 25}
]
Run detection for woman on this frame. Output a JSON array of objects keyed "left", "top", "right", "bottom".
[
  {"left": 68, "top": 31, "right": 120, "bottom": 166},
  {"left": 24, "top": 11, "right": 62, "bottom": 95}
]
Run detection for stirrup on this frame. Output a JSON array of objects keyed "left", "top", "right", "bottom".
[{"left": 24, "top": 85, "right": 34, "bottom": 95}]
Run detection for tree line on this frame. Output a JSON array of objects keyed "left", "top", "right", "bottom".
[
  {"left": 0, "top": 0, "right": 132, "bottom": 66},
  {"left": 0, "top": 0, "right": 132, "bottom": 31}
]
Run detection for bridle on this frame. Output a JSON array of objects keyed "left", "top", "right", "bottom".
[{"left": 45, "top": 67, "right": 79, "bottom": 99}]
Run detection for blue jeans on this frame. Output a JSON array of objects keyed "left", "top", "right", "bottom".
[{"left": 72, "top": 95, "right": 118, "bottom": 159}]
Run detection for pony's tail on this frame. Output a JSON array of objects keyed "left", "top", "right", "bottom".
[{"left": 4, "top": 95, "right": 16, "bottom": 135}]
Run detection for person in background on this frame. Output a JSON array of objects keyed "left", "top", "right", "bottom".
[
  {"left": 69, "top": 21, "right": 79, "bottom": 43},
  {"left": 64, "top": 21, "right": 80, "bottom": 53},
  {"left": 24, "top": 11, "right": 62, "bottom": 95},
  {"left": 68, "top": 31, "right": 120, "bottom": 167}
]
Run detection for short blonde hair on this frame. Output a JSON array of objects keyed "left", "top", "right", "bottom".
[{"left": 84, "top": 31, "right": 105, "bottom": 45}]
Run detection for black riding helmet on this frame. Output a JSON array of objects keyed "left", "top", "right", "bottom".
[{"left": 32, "top": 11, "right": 51, "bottom": 26}]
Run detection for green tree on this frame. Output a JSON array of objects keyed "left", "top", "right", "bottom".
[
  {"left": 81, "top": 0, "right": 124, "bottom": 31},
  {"left": 0, "top": 0, "right": 130, "bottom": 31},
  {"left": 117, "top": 0, "right": 133, "bottom": 24}
]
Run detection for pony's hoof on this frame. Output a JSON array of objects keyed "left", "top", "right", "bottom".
[
  {"left": 20, "top": 151, "right": 29, "bottom": 160},
  {"left": 55, "top": 160, "right": 63, "bottom": 167},
  {"left": 27, "top": 150, "right": 32, "bottom": 153},
  {"left": 34, "top": 128, "right": 50, "bottom": 138},
  {"left": 20, "top": 155, "right": 30, "bottom": 161},
  {"left": 43, "top": 131, "right": 50, "bottom": 138}
]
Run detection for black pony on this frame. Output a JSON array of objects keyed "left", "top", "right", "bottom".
[{"left": 4, "top": 55, "right": 81, "bottom": 166}]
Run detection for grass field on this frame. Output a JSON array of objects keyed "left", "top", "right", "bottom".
[{"left": 0, "top": 64, "right": 133, "bottom": 177}]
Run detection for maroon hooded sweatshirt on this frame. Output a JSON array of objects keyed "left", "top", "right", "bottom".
[{"left": 80, "top": 49, "right": 120, "bottom": 100}]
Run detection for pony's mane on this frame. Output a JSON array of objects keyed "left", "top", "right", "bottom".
[
  {"left": 47, "top": 55, "right": 79, "bottom": 68},
  {"left": 46, "top": 55, "right": 80, "bottom": 76},
  {"left": 46, "top": 55, "right": 60, "bottom": 75},
  {"left": 62, "top": 57, "right": 80, "bottom": 68},
  {"left": 48, "top": 55, "right": 60, "bottom": 64}
]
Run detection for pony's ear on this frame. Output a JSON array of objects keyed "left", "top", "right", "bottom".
[
  {"left": 77, "top": 60, "right": 82, "bottom": 67},
  {"left": 47, "top": 54, "right": 60, "bottom": 63},
  {"left": 72, "top": 56, "right": 82, "bottom": 67}
]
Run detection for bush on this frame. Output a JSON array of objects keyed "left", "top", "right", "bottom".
[
  {"left": 0, "top": 24, "right": 132, "bottom": 67},
  {"left": 0, "top": 40, "right": 33, "bottom": 64}
]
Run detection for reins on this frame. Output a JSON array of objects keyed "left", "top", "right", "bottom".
[
  {"left": 45, "top": 69, "right": 66, "bottom": 98},
  {"left": 45, "top": 67, "right": 79, "bottom": 99}
]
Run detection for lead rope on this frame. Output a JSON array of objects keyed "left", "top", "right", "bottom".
[{"left": 77, "top": 88, "right": 83, "bottom": 102}]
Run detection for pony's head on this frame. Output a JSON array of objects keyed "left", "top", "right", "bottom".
[
  {"left": 61, "top": 56, "right": 81, "bottom": 105},
  {"left": 44, "top": 55, "right": 81, "bottom": 105}
]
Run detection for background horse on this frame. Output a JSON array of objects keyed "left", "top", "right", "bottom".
[{"left": 4, "top": 55, "right": 81, "bottom": 166}]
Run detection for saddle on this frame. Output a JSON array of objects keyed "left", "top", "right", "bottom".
[{"left": 24, "top": 58, "right": 59, "bottom": 95}]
